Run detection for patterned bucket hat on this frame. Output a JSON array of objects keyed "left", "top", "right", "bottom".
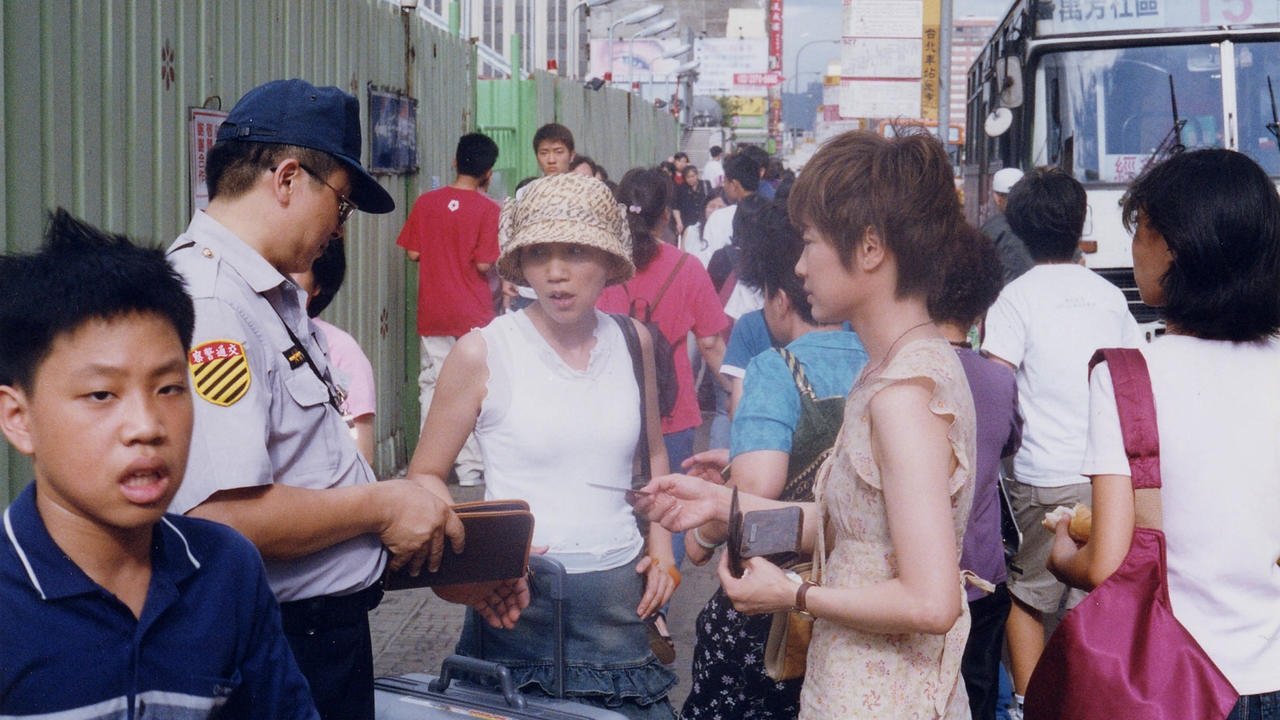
[{"left": 496, "top": 173, "right": 635, "bottom": 286}]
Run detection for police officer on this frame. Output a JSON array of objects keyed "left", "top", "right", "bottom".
[{"left": 167, "top": 79, "right": 463, "bottom": 720}]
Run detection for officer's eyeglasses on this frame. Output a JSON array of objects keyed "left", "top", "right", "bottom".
[{"left": 296, "top": 163, "right": 357, "bottom": 226}]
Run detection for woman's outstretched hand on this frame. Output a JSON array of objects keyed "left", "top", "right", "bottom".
[{"left": 631, "top": 474, "right": 730, "bottom": 533}]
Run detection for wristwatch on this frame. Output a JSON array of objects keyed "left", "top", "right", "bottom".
[{"left": 794, "top": 580, "right": 818, "bottom": 616}]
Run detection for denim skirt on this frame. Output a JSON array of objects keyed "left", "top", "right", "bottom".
[{"left": 456, "top": 555, "right": 677, "bottom": 719}]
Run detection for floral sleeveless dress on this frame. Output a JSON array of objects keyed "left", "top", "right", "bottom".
[{"left": 799, "top": 338, "right": 977, "bottom": 719}]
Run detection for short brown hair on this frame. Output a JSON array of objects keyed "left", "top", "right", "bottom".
[
  {"left": 788, "top": 129, "right": 964, "bottom": 300},
  {"left": 206, "top": 141, "right": 343, "bottom": 201}
]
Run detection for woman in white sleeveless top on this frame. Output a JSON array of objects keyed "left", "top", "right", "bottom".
[
  {"left": 1050, "top": 149, "right": 1280, "bottom": 718},
  {"left": 406, "top": 172, "right": 679, "bottom": 719}
]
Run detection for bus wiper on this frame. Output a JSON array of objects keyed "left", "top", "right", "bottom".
[
  {"left": 1265, "top": 75, "right": 1280, "bottom": 152},
  {"left": 1142, "top": 74, "right": 1187, "bottom": 173}
]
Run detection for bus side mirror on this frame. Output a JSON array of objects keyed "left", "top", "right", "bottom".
[
  {"left": 985, "top": 108, "right": 1014, "bottom": 137},
  {"left": 998, "top": 56, "right": 1024, "bottom": 109}
]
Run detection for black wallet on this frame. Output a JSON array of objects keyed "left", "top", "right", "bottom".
[
  {"left": 739, "top": 506, "right": 803, "bottom": 566},
  {"left": 382, "top": 499, "right": 535, "bottom": 590},
  {"left": 727, "top": 487, "right": 744, "bottom": 578},
  {"left": 726, "top": 490, "right": 804, "bottom": 576}
]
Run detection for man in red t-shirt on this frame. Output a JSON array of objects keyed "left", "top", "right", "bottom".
[{"left": 396, "top": 133, "right": 500, "bottom": 486}]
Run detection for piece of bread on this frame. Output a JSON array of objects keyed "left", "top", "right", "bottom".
[
  {"left": 1042, "top": 503, "right": 1093, "bottom": 543},
  {"left": 1042, "top": 505, "right": 1076, "bottom": 531},
  {"left": 1068, "top": 503, "right": 1092, "bottom": 543}
]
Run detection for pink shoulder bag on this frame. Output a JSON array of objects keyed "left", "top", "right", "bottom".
[{"left": 1024, "top": 348, "right": 1237, "bottom": 720}]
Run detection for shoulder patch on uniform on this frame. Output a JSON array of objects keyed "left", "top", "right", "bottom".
[{"left": 189, "top": 340, "right": 251, "bottom": 407}]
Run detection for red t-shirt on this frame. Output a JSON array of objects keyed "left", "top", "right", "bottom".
[
  {"left": 396, "top": 187, "right": 501, "bottom": 337},
  {"left": 598, "top": 243, "right": 729, "bottom": 434}
]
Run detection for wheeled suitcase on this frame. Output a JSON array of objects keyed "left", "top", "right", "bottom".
[{"left": 375, "top": 555, "right": 629, "bottom": 719}]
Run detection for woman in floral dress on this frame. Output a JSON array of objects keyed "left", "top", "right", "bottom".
[{"left": 636, "top": 129, "right": 979, "bottom": 719}]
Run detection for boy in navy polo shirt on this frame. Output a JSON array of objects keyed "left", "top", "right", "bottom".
[{"left": 0, "top": 210, "right": 317, "bottom": 718}]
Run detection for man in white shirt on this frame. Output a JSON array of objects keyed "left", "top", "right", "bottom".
[
  {"left": 692, "top": 152, "right": 760, "bottom": 269},
  {"left": 981, "top": 168, "right": 1141, "bottom": 720},
  {"left": 702, "top": 145, "right": 725, "bottom": 189}
]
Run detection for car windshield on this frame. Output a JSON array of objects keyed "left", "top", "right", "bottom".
[{"left": 1035, "top": 44, "right": 1225, "bottom": 184}]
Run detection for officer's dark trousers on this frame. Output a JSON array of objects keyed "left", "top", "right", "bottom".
[{"left": 280, "top": 584, "right": 384, "bottom": 720}]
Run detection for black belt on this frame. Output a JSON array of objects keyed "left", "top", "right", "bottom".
[{"left": 279, "top": 583, "right": 384, "bottom": 635}]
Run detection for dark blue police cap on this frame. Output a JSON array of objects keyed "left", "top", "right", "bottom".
[{"left": 216, "top": 79, "right": 395, "bottom": 214}]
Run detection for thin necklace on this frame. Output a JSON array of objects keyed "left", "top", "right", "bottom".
[{"left": 854, "top": 320, "right": 934, "bottom": 389}]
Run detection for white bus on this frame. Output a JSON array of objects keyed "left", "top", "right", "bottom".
[{"left": 964, "top": 0, "right": 1280, "bottom": 323}]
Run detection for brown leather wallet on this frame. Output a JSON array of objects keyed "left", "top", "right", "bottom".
[
  {"left": 738, "top": 506, "right": 803, "bottom": 566},
  {"left": 382, "top": 499, "right": 535, "bottom": 590}
]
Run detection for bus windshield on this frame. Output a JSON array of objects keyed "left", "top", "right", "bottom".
[
  {"left": 1036, "top": 44, "right": 1225, "bottom": 184},
  {"left": 1233, "top": 41, "right": 1280, "bottom": 176}
]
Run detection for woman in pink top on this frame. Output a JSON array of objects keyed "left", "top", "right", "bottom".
[{"left": 597, "top": 167, "right": 729, "bottom": 590}]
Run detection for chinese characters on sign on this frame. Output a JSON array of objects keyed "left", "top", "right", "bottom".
[
  {"left": 920, "top": 30, "right": 938, "bottom": 120},
  {"left": 1040, "top": 0, "right": 1279, "bottom": 35},
  {"left": 188, "top": 108, "right": 228, "bottom": 214},
  {"left": 841, "top": 0, "right": 925, "bottom": 119},
  {"left": 1055, "top": 0, "right": 1160, "bottom": 22}
]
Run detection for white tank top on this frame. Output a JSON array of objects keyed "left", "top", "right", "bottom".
[{"left": 476, "top": 310, "right": 645, "bottom": 573}]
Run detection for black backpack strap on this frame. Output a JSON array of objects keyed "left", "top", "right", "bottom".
[{"left": 612, "top": 314, "right": 651, "bottom": 483}]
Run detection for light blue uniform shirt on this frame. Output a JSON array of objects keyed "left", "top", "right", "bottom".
[{"left": 167, "top": 211, "right": 384, "bottom": 602}]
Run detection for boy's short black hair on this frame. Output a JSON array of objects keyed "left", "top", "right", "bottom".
[
  {"left": 1121, "top": 148, "right": 1280, "bottom": 341},
  {"left": 928, "top": 224, "right": 1003, "bottom": 326},
  {"left": 1006, "top": 167, "right": 1087, "bottom": 262},
  {"left": 306, "top": 240, "right": 347, "bottom": 318},
  {"left": 0, "top": 209, "right": 194, "bottom": 390},
  {"left": 709, "top": 146, "right": 723, "bottom": 158},
  {"left": 723, "top": 153, "right": 761, "bottom": 192},
  {"left": 735, "top": 198, "right": 816, "bottom": 325},
  {"left": 673, "top": 152, "right": 689, "bottom": 162},
  {"left": 532, "top": 123, "right": 575, "bottom": 153},
  {"left": 456, "top": 132, "right": 499, "bottom": 178}
]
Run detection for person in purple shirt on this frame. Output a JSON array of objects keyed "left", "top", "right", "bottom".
[{"left": 929, "top": 226, "right": 1023, "bottom": 720}]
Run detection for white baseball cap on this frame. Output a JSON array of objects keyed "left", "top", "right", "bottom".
[{"left": 992, "top": 167, "right": 1024, "bottom": 195}]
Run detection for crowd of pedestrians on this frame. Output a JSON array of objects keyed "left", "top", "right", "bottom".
[{"left": 1, "top": 75, "right": 1278, "bottom": 720}]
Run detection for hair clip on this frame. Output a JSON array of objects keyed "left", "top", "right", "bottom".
[{"left": 628, "top": 204, "right": 642, "bottom": 214}]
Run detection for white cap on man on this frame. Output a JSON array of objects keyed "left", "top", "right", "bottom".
[{"left": 992, "top": 167, "right": 1024, "bottom": 195}]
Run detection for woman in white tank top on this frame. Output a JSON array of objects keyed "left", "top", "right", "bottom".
[
  {"left": 1050, "top": 149, "right": 1280, "bottom": 717},
  {"left": 405, "top": 173, "right": 679, "bottom": 719}
]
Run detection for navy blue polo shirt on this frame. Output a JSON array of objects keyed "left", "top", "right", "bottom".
[{"left": 1, "top": 483, "right": 318, "bottom": 719}]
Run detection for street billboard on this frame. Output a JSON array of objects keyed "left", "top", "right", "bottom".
[{"left": 695, "top": 37, "right": 770, "bottom": 97}]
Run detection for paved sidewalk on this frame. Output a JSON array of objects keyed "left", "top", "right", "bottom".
[{"left": 369, "top": 484, "right": 724, "bottom": 711}]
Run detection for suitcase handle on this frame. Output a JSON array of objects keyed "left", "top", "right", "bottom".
[
  {"left": 526, "top": 554, "right": 567, "bottom": 698},
  {"left": 428, "top": 655, "right": 527, "bottom": 711}
]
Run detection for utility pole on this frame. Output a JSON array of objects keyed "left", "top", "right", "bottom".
[{"left": 938, "top": 0, "right": 953, "bottom": 148}]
